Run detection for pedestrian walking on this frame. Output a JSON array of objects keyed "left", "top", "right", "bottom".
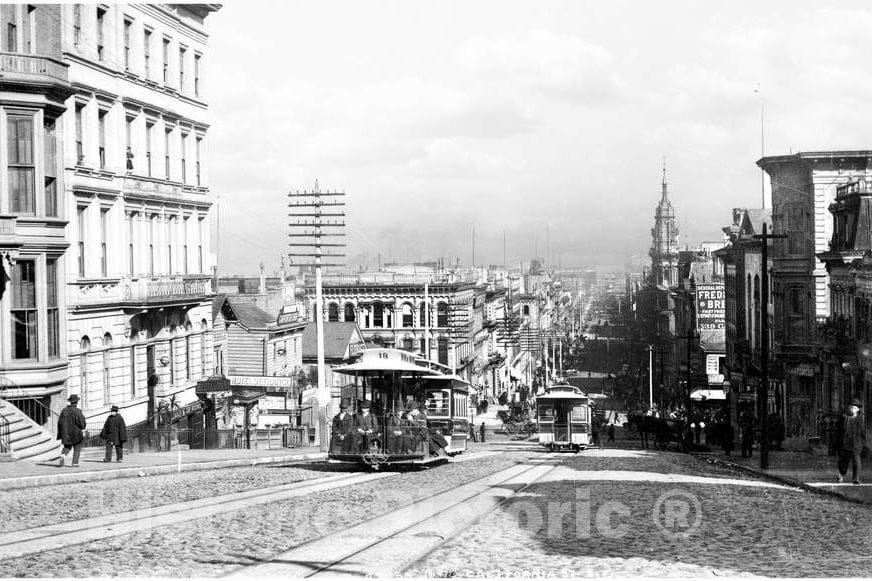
[
  {"left": 468, "top": 421, "right": 477, "bottom": 443},
  {"left": 606, "top": 423, "right": 615, "bottom": 444},
  {"left": 100, "top": 405, "right": 128, "bottom": 462},
  {"left": 838, "top": 399, "right": 868, "bottom": 484},
  {"left": 57, "top": 394, "right": 87, "bottom": 468},
  {"left": 480, "top": 422, "right": 486, "bottom": 443}
]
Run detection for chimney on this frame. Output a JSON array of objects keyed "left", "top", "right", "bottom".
[{"left": 259, "top": 262, "right": 265, "bottom": 294}]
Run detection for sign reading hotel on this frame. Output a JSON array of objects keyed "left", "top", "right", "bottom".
[
  {"left": 227, "top": 375, "right": 295, "bottom": 389},
  {"left": 696, "top": 283, "right": 725, "bottom": 352}
]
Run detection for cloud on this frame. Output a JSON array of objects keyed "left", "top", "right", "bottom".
[{"left": 458, "top": 30, "right": 625, "bottom": 102}]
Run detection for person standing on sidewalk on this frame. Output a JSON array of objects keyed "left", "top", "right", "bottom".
[
  {"left": 838, "top": 399, "right": 867, "bottom": 484},
  {"left": 57, "top": 394, "right": 86, "bottom": 467},
  {"left": 740, "top": 413, "right": 755, "bottom": 458},
  {"left": 100, "top": 406, "right": 128, "bottom": 462}
]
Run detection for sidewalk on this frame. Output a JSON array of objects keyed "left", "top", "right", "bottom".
[
  {"left": 0, "top": 446, "right": 326, "bottom": 490},
  {"left": 697, "top": 449, "right": 872, "bottom": 504}
]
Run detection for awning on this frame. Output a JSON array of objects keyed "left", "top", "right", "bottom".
[{"left": 691, "top": 388, "right": 726, "bottom": 401}]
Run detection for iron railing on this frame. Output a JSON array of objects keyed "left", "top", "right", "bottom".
[
  {"left": 0, "top": 390, "right": 58, "bottom": 435},
  {"left": 80, "top": 426, "right": 308, "bottom": 452},
  {"left": 0, "top": 413, "right": 9, "bottom": 454}
]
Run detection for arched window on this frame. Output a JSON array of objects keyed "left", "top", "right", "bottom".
[
  {"left": 753, "top": 275, "right": 761, "bottom": 349},
  {"left": 373, "top": 303, "right": 384, "bottom": 327},
  {"left": 185, "top": 321, "right": 193, "bottom": 380},
  {"left": 419, "top": 303, "right": 427, "bottom": 327},
  {"left": 344, "top": 303, "right": 355, "bottom": 322},
  {"left": 437, "top": 337, "right": 449, "bottom": 365},
  {"left": 401, "top": 303, "right": 414, "bottom": 328},
  {"left": 436, "top": 302, "right": 449, "bottom": 327},
  {"left": 102, "top": 333, "right": 113, "bottom": 405},
  {"left": 80, "top": 336, "right": 91, "bottom": 409},
  {"left": 746, "top": 274, "right": 753, "bottom": 342},
  {"left": 523, "top": 305, "right": 530, "bottom": 316},
  {"left": 168, "top": 325, "right": 177, "bottom": 385},
  {"left": 328, "top": 303, "right": 339, "bottom": 322},
  {"left": 200, "top": 319, "right": 209, "bottom": 377},
  {"left": 403, "top": 336, "right": 415, "bottom": 351}
]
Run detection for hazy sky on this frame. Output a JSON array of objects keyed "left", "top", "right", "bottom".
[{"left": 207, "top": 0, "right": 872, "bottom": 275}]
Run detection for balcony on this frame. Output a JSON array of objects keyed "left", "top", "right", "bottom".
[
  {"left": 69, "top": 275, "right": 215, "bottom": 310},
  {"left": 817, "top": 316, "right": 856, "bottom": 353},
  {"left": 0, "top": 53, "right": 69, "bottom": 89}
]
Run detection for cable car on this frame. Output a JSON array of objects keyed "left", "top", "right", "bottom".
[
  {"left": 329, "top": 348, "right": 470, "bottom": 468},
  {"left": 536, "top": 384, "right": 591, "bottom": 452}
]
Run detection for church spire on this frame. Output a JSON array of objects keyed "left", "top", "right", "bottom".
[{"left": 661, "top": 156, "right": 669, "bottom": 203}]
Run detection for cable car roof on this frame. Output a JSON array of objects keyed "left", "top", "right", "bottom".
[
  {"left": 334, "top": 348, "right": 441, "bottom": 377},
  {"left": 537, "top": 384, "right": 589, "bottom": 401},
  {"left": 413, "top": 374, "right": 471, "bottom": 392}
]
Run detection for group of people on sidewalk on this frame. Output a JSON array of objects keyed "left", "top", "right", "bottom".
[
  {"left": 730, "top": 398, "right": 867, "bottom": 485},
  {"left": 56, "top": 394, "right": 128, "bottom": 468},
  {"left": 330, "top": 400, "right": 448, "bottom": 456}
]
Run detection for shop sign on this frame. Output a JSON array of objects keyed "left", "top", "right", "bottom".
[
  {"left": 348, "top": 341, "right": 366, "bottom": 357},
  {"left": 705, "top": 354, "right": 722, "bottom": 375},
  {"left": 172, "top": 400, "right": 204, "bottom": 421},
  {"left": 788, "top": 364, "right": 816, "bottom": 377},
  {"left": 277, "top": 311, "right": 299, "bottom": 325},
  {"left": 730, "top": 371, "right": 744, "bottom": 382},
  {"left": 696, "top": 283, "right": 726, "bottom": 351},
  {"left": 228, "top": 375, "right": 294, "bottom": 389},
  {"left": 263, "top": 395, "right": 290, "bottom": 410},
  {"left": 196, "top": 376, "right": 232, "bottom": 393}
]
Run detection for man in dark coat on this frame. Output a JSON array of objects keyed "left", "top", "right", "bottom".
[
  {"left": 100, "top": 406, "right": 128, "bottom": 462},
  {"left": 57, "top": 394, "right": 87, "bottom": 467},
  {"left": 330, "top": 401, "right": 355, "bottom": 453},
  {"left": 386, "top": 406, "right": 411, "bottom": 454},
  {"left": 354, "top": 400, "right": 379, "bottom": 452},
  {"left": 838, "top": 399, "right": 868, "bottom": 484}
]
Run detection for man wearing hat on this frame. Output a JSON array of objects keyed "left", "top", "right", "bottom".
[
  {"left": 57, "top": 394, "right": 87, "bottom": 468},
  {"left": 100, "top": 405, "right": 128, "bottom": 462},
  {"left": 838, "top": 399, "right": 867, "bottom": 484},
  {"left": 354, "top": 400, "right": 379, "bottom": 452},
  {"left": 330, "top": 401, "right": 354, "bottom": 454}
]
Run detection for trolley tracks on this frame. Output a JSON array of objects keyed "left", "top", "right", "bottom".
[
  {"left": 0, "top": 450, "right": 502, "bottom": 563},
  {"left": 225, "top": 453, "right": 563, "bottom": 578}
]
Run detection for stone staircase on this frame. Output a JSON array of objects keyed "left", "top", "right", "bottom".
[{"left": 0, "top": 399, "right": 62, "bottom": 463}]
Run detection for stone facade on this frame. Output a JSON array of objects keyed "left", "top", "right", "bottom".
[{"left": 62, "top": 4, "right": 220, "bottom": 429}]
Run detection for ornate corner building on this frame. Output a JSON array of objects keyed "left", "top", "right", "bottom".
[{"left": 60, "top": 4, "right": 221, "bottom": 430}]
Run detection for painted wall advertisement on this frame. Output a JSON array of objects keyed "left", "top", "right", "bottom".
[{"left": 696, "top": 283, "right": 726, "bottom": 352}]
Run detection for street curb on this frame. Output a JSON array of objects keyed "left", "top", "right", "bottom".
[
  {"left": 0, "top": 452, "right": 327, "bottom": 491},
  {"left": 693, "top": 454, "right": 872, "bottom": 507}
]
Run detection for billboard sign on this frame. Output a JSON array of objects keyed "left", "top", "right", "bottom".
[{"left": 696, "top": 283, "right": 725, "bottom": 351}]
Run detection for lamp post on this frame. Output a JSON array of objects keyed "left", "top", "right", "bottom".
[{"left": 648, "top": 344, "right": 654, "bottom": 411}]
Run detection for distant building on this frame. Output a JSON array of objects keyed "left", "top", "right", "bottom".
[{"left": 649, "top": 165, "right": 680, "bottom": 287}]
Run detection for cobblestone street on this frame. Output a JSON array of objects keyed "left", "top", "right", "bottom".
[
  {"left": 415, "top": 448, "right": 872, "bottom": 577},
  {"left": 3, "top": 445, "right": 871, "bottom": 577}
]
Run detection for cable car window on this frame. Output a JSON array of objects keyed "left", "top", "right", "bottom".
[
  {"left": 571, "top": 405, "right": 588, "bottom": 421},
  {"left": 425, "top": 389, "right": 450, "bottom": 416},
  {"left": 539, "top": 405, "right": 555, "bottom": 420}
]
